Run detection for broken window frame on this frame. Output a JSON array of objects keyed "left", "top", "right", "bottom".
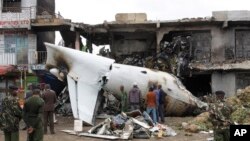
[
  {"left": 2, "top": 0, "right": 22, "bottom": 13},
  {"left": 191, "top": 30, "right": 212, "bottom": 62},
  {"left": 236, "top": 72, "right": 250, "bottom": 90},
  {"left": 235, "top": 29, "right": 250, "bottom": 60}
]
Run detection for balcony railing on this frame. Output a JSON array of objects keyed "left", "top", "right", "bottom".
[{"left": 0, "top": 48, "right": 47, "bottom": 66}]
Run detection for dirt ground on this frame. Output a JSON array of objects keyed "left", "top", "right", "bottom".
[{"left": 0, "top": 116, "right": 212, "bottom": 141}]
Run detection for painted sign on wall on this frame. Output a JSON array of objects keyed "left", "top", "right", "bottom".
[{"left": 0, "top": 20, "right": 30, "bottom": 28}]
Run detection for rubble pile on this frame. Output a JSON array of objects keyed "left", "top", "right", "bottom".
[
  {"left": 182, "top": 112, "right": 213, "bottom": 133},
  {"left": 228, "top": 86, "right": 250, "bottom": 124},
  {"left": 183, "top": 85, "right": 250, "bottom": 133},
  {"left": 230, "top": 107, "right": 250, "bottom": 124},
  {"left": 235, "top": 86, "right": 250, "bottom": 107},
  {"left": 62, "top": 110, "right": 177, "bottom": 140}
]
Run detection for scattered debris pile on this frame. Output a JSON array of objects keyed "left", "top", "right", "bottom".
[
  {"left": 229, "top": 86, "right": 250, "bottom": 124},
  {"left": 100, "top": 35, "right": 192, "bottom": 77},
  {"left": 182, "top": 112, "right": 212, "bottom": 133},
  {"left": 55, "top": 88, "right": 72, "bottom": 116},
  {"left": 183, "top": 86, "right": 250, "bottom": 133},
  {"left": 101, "top": 91, "right": 121, "bottom": 115},
  {"left": 62, "top": 110, "right": 177, "bottom": 140}
]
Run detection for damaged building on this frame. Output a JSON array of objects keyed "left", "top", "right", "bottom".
[
  {"left": 0, "top": 0, "right": 67, "bottom": 98},
  {"left": 70, "top": 11, "right": 250, "bottom": 98}
]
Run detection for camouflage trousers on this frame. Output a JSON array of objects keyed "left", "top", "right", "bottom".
[{"left": 214, "top": 128, "right": 230, "bottom": 141}]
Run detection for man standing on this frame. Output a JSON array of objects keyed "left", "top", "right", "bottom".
[
  {"left": 23, "top": 89, "right": 44, "bottom": 141},
  {"left": 145, "top": 87, "right": 157, "bottom": 123},
  {"left": 0, "top": 90, "right": 22, "bottom": 141},
  {"left": 209, "top": 91, "right": 231, "bottom": 141},
  {"left": 42, "top": 84, "right": 57, "bottom": 134},
  {"left": 128, "top": 82, "right": 141, "bottom": 111},
  {"left": 119, "top": 85, "right": 128, "bottom": 112},
  {"left": 158, "top": 84, "right": 167, "bottom": 123},
  {"left": 25, "top": 84, "right": 34, "bottom": 100},
  {"left": 153, "top": 84, "right": 159, "bottom": 122}
]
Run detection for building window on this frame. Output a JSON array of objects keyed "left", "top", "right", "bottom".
[
  {"left": 236, "top": 73, "right": 250, "bottom": 90},
  {"left": 235, "top": 30, "right": 250, "bottom": 60},
  {"left": 2, "top": 0, "right": 21, "bottom": 13},
  {"left": 191, "top": 31, "right": 211, "bottom": 62},
  {"left": 4, "top": 34, "right": 16, "bottom": 53},
  {"left": 4, "top": 34, "right": 28, "bottom": 64}
]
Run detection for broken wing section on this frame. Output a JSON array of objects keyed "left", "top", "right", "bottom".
[
  {"left": 67, "top": 75, "right": 78, "bottom": 118},
  {"left": 45, "top": 42, "right": 115, "bottom": 125},
  {"left": 77, "top": 79, "right": 100, "bottom": 125},
  {"left": 67, "top": 75, "right": 100, "bottom": 125}
]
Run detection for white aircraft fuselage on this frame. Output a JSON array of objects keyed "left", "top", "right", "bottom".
[{"left": 45, "top": 43, "right": 207, "bottom": 125}]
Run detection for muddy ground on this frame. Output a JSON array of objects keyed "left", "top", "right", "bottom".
[{"left": 0, "top": 116, "right": 212, "bottom": 141}]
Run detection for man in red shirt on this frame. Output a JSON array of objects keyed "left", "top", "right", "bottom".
[{"left": 145, "top": 87, "right": 157, "bottom": 123}]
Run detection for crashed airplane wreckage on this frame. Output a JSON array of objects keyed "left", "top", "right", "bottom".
[{"left": 44, "top": 42, "right": 207, "bottom": 125}]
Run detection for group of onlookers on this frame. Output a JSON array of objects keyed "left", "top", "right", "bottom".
[
  {"left": 1, "top": 81, "right": 167, "bottom": 141},
  {"left": 0, "top": 83, "right": 57, "bottom": 141},
  {"left": 119, "top": 82, "right": 167, "bottom": 124}
]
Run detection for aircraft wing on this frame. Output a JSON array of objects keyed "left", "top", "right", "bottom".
[{"left": 45, "top": 42, "right": 115, "bottom": 125}]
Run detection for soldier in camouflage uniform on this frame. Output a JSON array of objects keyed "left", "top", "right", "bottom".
[
  {"left": 209, "top": 91, "right": 233, "bottom": 141},
  {"left": 23, "top": 89, "right": 44, "bottom": 141},
  {"left": 0, "top": 90, "right": 22, "bottom": 141}
]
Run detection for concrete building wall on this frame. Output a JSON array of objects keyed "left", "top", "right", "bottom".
[
  {"left": 115, "top": 13, "right": 147, "bottom": 23},
  {"left": 212, "top": 72, "right": 236, "bottom": 97},
  {"left": 0, "top": 0, "right": 37, "bottom": 24},
  {"left": 36, "top": 0, "right": 55, "bottom": 51},
  {"left": 213, "top": 11, "right": 250, "bottom": 21},
  {"left": 210, "top": 27, "right": 235, "bottom": 62},
  {"left": 111, "top": 32, "right": 155, "bottom": 56},
  {"left": 211, "top": 27, "right": 225, "bottom": 62}
]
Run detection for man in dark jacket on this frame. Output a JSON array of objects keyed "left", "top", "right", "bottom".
[
  {"left": 42, "top": 84, "right": 57, "bottom": 134},
  {"left": 128, "top": 82, "right": 142, "bottom": 111},
  {"left": 23, "top": 89, "right": 44, "bottom": 141},
  {"left": 0, "top": 90, "right": 22, "bottom": 141},
  {"left": 158, "top": 84, "right": 167, "bottom": 123},
  {"left": 25, "top": 84, "right": 34, "bottom": 100}
]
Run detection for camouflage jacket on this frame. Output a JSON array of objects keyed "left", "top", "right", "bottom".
[
  {"left": 0, "top": 96, "right": 22, "bottom": 132},
  {"left": 209, "top": 102, "right": 233, "bottom": 129}
]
